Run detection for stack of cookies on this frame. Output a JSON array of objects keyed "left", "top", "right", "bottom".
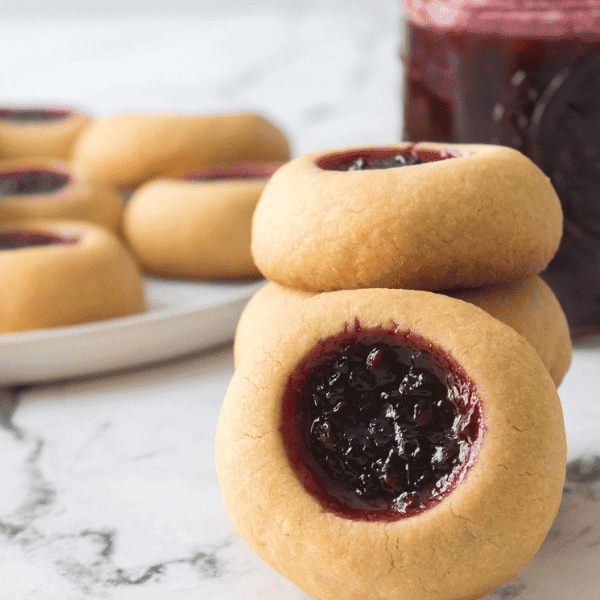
[
  {"left": 237, "top": 142, "right": 572, "bottom": 386},
  {"left": 217, "top": 143, "right": 570, "bottom": 600}
]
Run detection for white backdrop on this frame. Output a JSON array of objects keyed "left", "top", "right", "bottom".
[{"left": 1, "top": 0, "right": 403, "bottom": 156}]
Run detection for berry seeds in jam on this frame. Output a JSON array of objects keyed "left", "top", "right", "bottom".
[
  {"left": 0, "top": 169, "right": 70, "bottom": 196},
  {"left": 0, "top": 108, "right": 72, "bottom": 122},
  {"left": 316, "top": 145, "right": 457, "bottom": 172},
  {"left": 281, "top": 325, "right": 482, "bottom": 521},
  {"left": 0, "top": 230, "right": 79, "bottom": 251}
]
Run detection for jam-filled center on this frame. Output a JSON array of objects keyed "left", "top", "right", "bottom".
[
  {"left": 281, "top": 326, "right": 481, "bottom": 521},
  {"left": 0, "top": 108, "right": 72, "bottom": 122},
  {"left": 316, "top": 145, "right": 457, "bottom": 172},
  {"left": 0, "top": 169, "right": 71, "bottom": 196},
  {"left": 183, "top": 161, "right": 282, "bottom": 182},
  {"left": 0, "top": 230, "right": 80, "bottom": 250}
]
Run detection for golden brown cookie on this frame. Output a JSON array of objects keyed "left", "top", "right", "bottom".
[
  {"left": 447, "top": 277, "right": 572, "bottom": 387},
  {"left": 0, "top": 219, "right": 146, "bottom": 334},
  {"left": 0, "top": 106, "right": 91, "bottom": 160},
  {"left": 0, "top": 157, "right": 123, "bottom": 232},
  {"left": 233, "top": 277, "right": 571, "bottom": 386},
  {"left": 251, "top": 143, "right": 563, "bottom": 292},
  {"left": 233, "top": 281, "right": 315, "bottom": 367},
  {"left": 122, "top": 162, "right": 283, "bottom": 280},
  {"left": 71, "top": 112, "right": 291, "bottom": 189},
  {"left": 216, "top": 288, "right": 566, "bottom": 600}
]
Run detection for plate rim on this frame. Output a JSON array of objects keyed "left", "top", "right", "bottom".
[{"left": 0, "top": 277, "right": 265, "bottom": 384}]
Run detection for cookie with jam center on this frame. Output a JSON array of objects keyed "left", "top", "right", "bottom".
[
  {"left": 122, "top": 162, "right": 283, "bottom": 280},
  {"left": 216, "top": 288, "right": 566, "bottom": 600},
  {"left": 0, "top": 219, "right": 146, "bottom": 333},
  {"left": 0, "top": 106, "right": 91, "bottom": 160},
  {"left": 251, "top": 143, "right": 563, "bottom": 292},
  {"left": 0, "top": 157, "right": 123, "bottom": 233},
  {"left": 233, "top": 277, "right": 572, "bottom": 387}
]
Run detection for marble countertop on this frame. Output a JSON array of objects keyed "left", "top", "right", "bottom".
[{"left": 1, "top": 1, "right": 600, "bottom": 598}]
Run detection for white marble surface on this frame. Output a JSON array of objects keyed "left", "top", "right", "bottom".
[
  {"left": 1, "top": 1, "right": 600, "bottom": 598},
  {"left": 2, "top": 341, "right": 600, "bottom": 600}
]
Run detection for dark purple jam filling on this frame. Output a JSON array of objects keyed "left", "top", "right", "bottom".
[
  {"left": 0, "top": 108, "right": 72, "bottom": 122},
  {"left": 0, "top": 169, "right": 70, "bottom": 196},
  {"left": 281, "top": 325, "right": 482, "bottom": 521},
  {"left": 183, "top": 161, "right": 282, "bottom": 182},
  {"left": 316, "top": 146, "right": 457, "bottom": 172},
  {"left": 343, "top": 154, "right": 423, "bottom": 171},
  {"left": 0, "top": 230, "right": 80, "bottom": 250}
]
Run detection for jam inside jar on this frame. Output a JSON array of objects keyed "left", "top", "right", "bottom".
[{"left": 401, "top": 0, "right": 600, "bottom": 336}]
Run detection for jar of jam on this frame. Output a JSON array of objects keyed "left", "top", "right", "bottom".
[{"left": 401, "top": 0, "right": 600, "bottom": 336}]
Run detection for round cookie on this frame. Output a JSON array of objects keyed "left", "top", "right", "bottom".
[
  {"left": 71, "top": 112, "right": 291, "bottom": 189},
  {"left": 0, "top": 106, "right": 91, "bottom": 160},
  {"left": 446, "top": 277, "right": 572, "bottom": 387},
  {"left": 251, "top": 143, "right": 563, "bottom": 292},
  {"left": 0, "top": 158, "right": 123, "bottom": 232},
  {"left": 0, "top": 219, "right": 146, "bottom": 334},
  {"left": 216, "top": 288, "right": 566, "bottom": 600},
  {"left": 233, "top": 277, "right": 571, "bottom": 386},
  {"left": 233, "top": 281, "right": 315, "bottom": 367},
  {"left": 122, "top": 162, "right": 283, "bottom": 280}
]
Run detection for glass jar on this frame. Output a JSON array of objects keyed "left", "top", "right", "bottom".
[{"left": 401, "top": 0, "right": 600, "bottom": 337}]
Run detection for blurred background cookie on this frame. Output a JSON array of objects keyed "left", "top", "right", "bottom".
[
  {"left": 0, "top": 106, "right": 91, "bottom": 160},
  {"left": 122, "top": 161, "right": 283, "bottom": 280},
  {"left": 0, "top": 157, "right": 123, "bottom": 232},
  {"left": 0, "top": 219, "right": 146, "bottom": 334},
  {"left": 72, "top": 111, "right": 291, "bottom": 189}
]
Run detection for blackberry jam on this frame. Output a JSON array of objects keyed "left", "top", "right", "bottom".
[
  {"left": 402, "top": 0, "right": 600, "bottom": 335},
  {"left": 0, "top": 230, "right": 79, "bottom": 250},
  {"left": 281, "top": 326, "right": 482, "bottom": 521},
  {"left": 316, "top": 145, "right": 456, "bottom": 171},
  {"left": 0, "top": 108, "right": 71, "bottom": 122},
  {"left": 0, "top": 169, "right": 70, "bottom": 196}
]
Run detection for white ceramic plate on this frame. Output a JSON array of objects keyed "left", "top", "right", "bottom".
[{"left": 0, "top": 276, "right": 265, "bottom": 385}]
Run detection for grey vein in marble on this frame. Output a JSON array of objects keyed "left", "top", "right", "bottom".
[{"left": 2, "top": 363, "right": 600, "bottom": 600}]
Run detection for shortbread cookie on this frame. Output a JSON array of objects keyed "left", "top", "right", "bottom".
[
  {"left": 0, "top": 158, "right": 123, "bottom": 232},
  {"left": 251, "top": 143, "right": 562, "bottom": 292},
  {"left": 446, "top": 277, "right": 572, "bottom": 387},
  {"left": 233, "top": 277, "right": 571, "bottom": 385},
  {"left": 233, "top": 281, "right": 314, "bottom": 367},
  {"left": 0, "top": 106, "right": 91, "bottom": 160},
  {"left": 216, "top": 288, "right": 566, "bottom": 600},
  {"left": 0, "top": 219, "right": 146, "bottom": 334},
  {"left": 122, "top": 162, "right": 283, "bottom": 280},
  {"left": 72, "top": 112, "right": 291, "bottom": 188}
]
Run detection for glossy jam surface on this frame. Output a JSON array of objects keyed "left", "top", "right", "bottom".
[
  {"left": 334, "top": 154, "right": 422, "bottom": 171},
  {"left": 281, "top": 326, "right": 481, "bottom": 521},
  {"left": 0, "top": 108, "right": 72, "bottom": 122},
  {"left": 403, "top": 21, "right": 600, "bottom": 334},
  {"left": 0, "top": 230, "right": 79, "bottom": 250},
  {"left": 0, "top": 169, "right": 70, "bottom": 196},
  {"left": 317, "top": 146, "right": 456, "bottom": 171}
]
